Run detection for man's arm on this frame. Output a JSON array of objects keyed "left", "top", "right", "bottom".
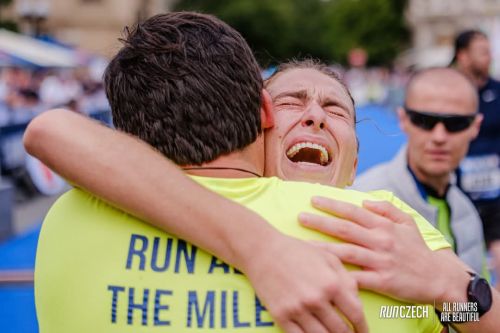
[
  {"left": 299, "top": 198, "right": 499, "bottom": 332},
  {"left": 24, "top": 109, "right": 367, "bottom": 333}
]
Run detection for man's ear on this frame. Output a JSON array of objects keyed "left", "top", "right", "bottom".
[
  {"left": 261, "top": 89, "right": 274, "bottom": 129},
  {"left": 397, "top": 107, "right": 409, "bottom": 133},
  {"left": 470, "top": 113, "right": 484, "bottom": 139},
  {"left": 456, "top": 50, "right": 469, "bottom": 67}
]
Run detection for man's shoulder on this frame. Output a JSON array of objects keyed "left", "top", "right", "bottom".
[
  {"left": 448, "top": 183, "right": 483, "bottom": 216},
  {"left": 45, "top": 188, "right": 128, "bottom": 225},
  {"left": 52, "top": 187, "right": 97, "bottom": 204},
  {"left": 40, "top": 189, "right": 158, "bottom": 252},
  {"left": 190, "top": 175, "right": 391, "bottom": 205},
  {"left": 482, "top": 77, "right": 500, "bottom": 97},
  {"left": 49, "top": 188, "right": 114, "bottom": 212},
  {"left": 278, "top": 178, "right": 450, "bottom": 252},
  {"left": 276, "top": 177, "right": 394, "bottom": 206},
  {"left": 489, "top": 77, "right": 500, "bottom": 88},
  {"left": 357, "top": 162, "right": 393, "bottom": 179},
  {"left": 353, "top": 161, "right": 395, "bottom": 191}
]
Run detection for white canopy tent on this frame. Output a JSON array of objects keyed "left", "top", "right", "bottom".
[
  {"left": 396, "top": 46, "right": 453, "bottom": 70},
  {"left": 0, "top": 29, "right": 78, "bottom": 68}
]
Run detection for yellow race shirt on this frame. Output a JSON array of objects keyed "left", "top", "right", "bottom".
[{"left": 35, "top": 176, "right": 448, "bottom": 333}]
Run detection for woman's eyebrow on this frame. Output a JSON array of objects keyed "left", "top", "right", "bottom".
[
  {"left": 321, "top": 96, "right": 351, "bottom": 113},
  {"left": 272, "top": 89, "right": 308, "bottom": 102}
]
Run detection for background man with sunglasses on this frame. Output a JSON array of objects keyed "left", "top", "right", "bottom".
[
  {"left": 453, "top": 29, "right": 500, "bottom": 288},
  {"left": 354, "top": 67, "right": 489, "bottom": 278}
]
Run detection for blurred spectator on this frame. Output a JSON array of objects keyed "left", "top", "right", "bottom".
[
  {"left": 354, "top": 68, "right": 489, "bottom": 279},
  {"left": 39, "top": 70, "right": 82, "bottom": 108},
  {"left": 343, "top": 66, "right": 410, "bottom": 108},
  {"left": 0, "top": 65, "right": 109, "bottom": 126},
  {"left": 344, "top": 48, "right": 371, "bottom": 106},
  {"left": 341, "top": 48, "right": 410, "bottom": 108},
  {"left": 385, "top": 65, "right": 411, "bottom": 108},
  {"left": 453, "top": 29, "right": 500, "bottom": 287}
]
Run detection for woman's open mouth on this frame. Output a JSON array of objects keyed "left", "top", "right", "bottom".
[{"left": 286, "top": 141, "right": 331, "bottom": 166}]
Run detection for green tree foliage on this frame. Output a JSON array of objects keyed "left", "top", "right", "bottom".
[
  {"left": 324, "top": 0, "right": 409, "bottom": 65},
  {"left": 0, "top": 0, "right": 12, "bottom": 7},
  {"left": 0, "top": 0, "right": 17, "bottom": 32},
  {"left": 174, "top": 0, "right": 409, "bottom": 66}
]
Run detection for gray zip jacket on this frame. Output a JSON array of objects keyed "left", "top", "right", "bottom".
[{"left": 353, "top": 146, "right": 486, "bottom": 275}]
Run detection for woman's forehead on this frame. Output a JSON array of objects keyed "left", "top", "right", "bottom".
[{"left": 266, "top": 68, "right": 354, "bottom": 112}]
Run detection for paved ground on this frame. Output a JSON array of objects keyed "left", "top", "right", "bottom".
[{"left": 13, "top": 194, "right": 61, "bottom": 235}]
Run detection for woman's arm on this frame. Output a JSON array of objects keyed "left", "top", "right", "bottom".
[
  {"left": 24, "top": 109, "right": 367, "bottom": 333},
  {"left": 299, "top": 197, "right": 500, "bottom": 332}
]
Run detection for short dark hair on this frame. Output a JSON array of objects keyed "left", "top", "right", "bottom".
[
  {"left": 104, "top": 12, "right": 263, "bottom": 165},
  {"left": 451, "top": 29, "right": 487, "bottom": 64}
]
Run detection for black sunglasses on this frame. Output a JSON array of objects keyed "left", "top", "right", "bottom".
[{"left": 405, "top": 107, "right": 477, "bottom": 133}]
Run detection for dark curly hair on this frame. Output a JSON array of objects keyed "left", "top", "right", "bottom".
[{"left": 104, "top": 12, "right": 263, "bottom": 165}]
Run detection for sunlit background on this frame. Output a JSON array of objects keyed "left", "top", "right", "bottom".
[{"left": 1, "top": 0, "right": 500, "bottom": 331}]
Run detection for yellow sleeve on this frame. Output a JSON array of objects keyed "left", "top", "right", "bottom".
[
  {"left": 418, "top": 307, "right": 444, "bottom": 333},
  {"left": 369, "top": 190, "right": 451, "bottom": 252}
]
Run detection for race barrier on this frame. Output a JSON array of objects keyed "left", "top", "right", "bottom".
[{"left": 0, "top": 110, "right": 112, "bottom": 242}]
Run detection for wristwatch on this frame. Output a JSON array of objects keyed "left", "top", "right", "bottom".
[{"left": 467, "top": 271, "right": 492, "bottom": 317}]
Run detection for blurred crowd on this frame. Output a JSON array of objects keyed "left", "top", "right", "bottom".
[
  {"left": 0, "top": 5, "right": 499, "bottom": 332},
  {"left": 0, "top": 65, "right": 109, "bottom": 126},
  {"left": 0, "top": 63, "right": 409, "bottom": 128},
  {"left": 264, "top": 64, "right": 411, "bottom": 109},
  {"left": 340, "top": 66, "right": 410, "bottom": 108}
]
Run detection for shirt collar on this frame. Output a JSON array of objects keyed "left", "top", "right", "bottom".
[{"left": 407, "top": 165, "right": 450, "bottom": 199}]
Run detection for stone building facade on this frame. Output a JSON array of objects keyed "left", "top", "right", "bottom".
[
  {"left": 4, "top": 0, "right": 177, "bottom": 57},
  {"left": 406, "top": 0, "right": 500, "bottom": 72}
]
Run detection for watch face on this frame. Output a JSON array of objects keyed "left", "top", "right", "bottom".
[{"left": 473, "top": 278, "right": 493, "bottom": 314}]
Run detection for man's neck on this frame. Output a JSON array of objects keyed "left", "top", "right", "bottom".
[
  {"left": 183, "top": 137, "right": 265, "bottom": 179},
  {"left": 408, "top": 159, "right": 450, "bottom": 197},
  {"left": 457, "top": 65, "right": 488, "bottom": 88},
  {"left": 470, "top": 74, "right": 488, "bottom": 89}
]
